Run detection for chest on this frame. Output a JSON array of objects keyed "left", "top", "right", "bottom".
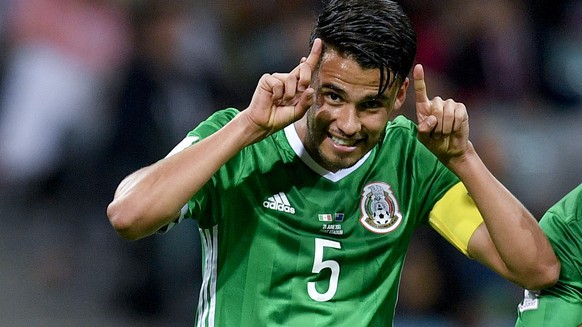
[{"left": 220, "top": 164, "right": 415, "bottom": 248}]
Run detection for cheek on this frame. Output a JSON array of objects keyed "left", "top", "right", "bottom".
[
  {"left": 311, "top": 103, "right": 334, "bottom": 126},
  {"left": 362, "top": 114, "right": 389, "bottom": 138}
]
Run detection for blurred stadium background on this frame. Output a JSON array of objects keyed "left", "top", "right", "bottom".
[{"left": 0, "top": 0, "right": 580, "bottom": 326}]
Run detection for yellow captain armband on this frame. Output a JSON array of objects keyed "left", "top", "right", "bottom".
[{"left": 429, "top": 182, "right": 484, "bottom": 257}]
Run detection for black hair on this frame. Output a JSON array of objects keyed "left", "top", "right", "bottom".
[{"left": 310, "top": 0, "right": 417, "bottom": 95}]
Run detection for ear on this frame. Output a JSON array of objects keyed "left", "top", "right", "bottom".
[{"left": 392, "top": 77, "right": 409, "bottom": 111}]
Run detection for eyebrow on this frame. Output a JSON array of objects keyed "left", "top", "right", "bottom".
[
  {"left": 321, "top": 83, "right": 346, "bottom": 95},
  {"left": 321, "top": 83, "right": 390, "bottom": 103},
  {"left": 361, "top": 93, "right": 390, "bottom": 103}
]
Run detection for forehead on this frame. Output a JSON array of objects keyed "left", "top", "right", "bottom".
[{"left": 317, "top": 49, "right": 389, "bottom": 96}]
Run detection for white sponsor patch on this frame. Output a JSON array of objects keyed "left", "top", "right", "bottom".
[{"left": 518, "top": 289, "right": 540, "bottom": 312}]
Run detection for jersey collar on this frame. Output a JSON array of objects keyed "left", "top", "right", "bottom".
[{"left": 283, "top": 124, "right": 371, "bottom": 182}]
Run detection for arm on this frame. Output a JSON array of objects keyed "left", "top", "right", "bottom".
[
  {"left": 107, "top": 39, "right": 322, "bottom": 240},
  {"left": 413, "top": 64, "right": 560, "bottom": 290}
]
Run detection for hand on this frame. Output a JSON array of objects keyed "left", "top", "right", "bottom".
[
  {"left": 414, "top": 64, "right": 470, "bottom": 164},
  {"left": 242, "top": 38, "right": 323, "bottom": 142}
]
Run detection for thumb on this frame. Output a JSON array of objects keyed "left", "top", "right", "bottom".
[
  {"left": 417, "top": 115, "right": 437, "bottom": 144},
  {"left": 293, "top": 87, "right": 314, "bottom": 121}
]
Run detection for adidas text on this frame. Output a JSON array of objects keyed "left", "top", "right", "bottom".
[
  {"left": 263, "top": 192, "right": 296, "bottom": 214},
  {"left": 263, "top": 201, "right": 296, "bottom": 214}
]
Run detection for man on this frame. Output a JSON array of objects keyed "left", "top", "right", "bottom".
[
  {"left": 107, "top": 1, "right": 559, "bottom": 325},
  {"left": 515, "top": 183, "right": 582, "bottom": 327}
]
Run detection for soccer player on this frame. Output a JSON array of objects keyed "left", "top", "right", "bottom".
[
  {"left": 515, "top": 183, "right": 582, "bottom": 326},
  {"left": 107, "top": 1, "right": 559, "bottom": 325}
]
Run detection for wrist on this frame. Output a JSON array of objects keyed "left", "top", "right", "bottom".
[
  {"left": 229, "top": 112, "right": 270, "bottom": 148},
  {"left": 444, "top": 142, "right": 479, "bottom": 177}
]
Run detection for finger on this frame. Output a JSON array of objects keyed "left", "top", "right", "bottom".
[
  {"left": 441, "top": 99, "right": 456, "bottom": 136},
  {"left": 294, "top": 87, "right": 315, "bottom": 119},
  {"left": 273, "top": 38, "right": 323, "bottom": 106},
  {"left": 417, "top": 115, "right": 437, "bottom": 144},
  {"left": 296, "top": 39, "right": 323, "bottom": 92},
  {"left": 269, "top": 73, "right": 296, "bottom": 102},
  {"left": 296, "top": 61, "right": 312, "bottom": 92},
  {"left": 430, "top": 96, "right": 444, "bottom": 139},
  {"left": 290, "top": 39, "right": 322, "bottom": 75},
  {"left": 304, "top": 38, "right": 323, "bottom": 69},
  {"left": 284, "top": 73, "right": 299, "bottom": 100},
  {"left": 451, "top": 104, "right": 469, "bottom": 150},
  {"left": 263, "top": 74, "right": 285, "bottom": 102},
  {"left": 451, "top": 102, "right": 468, "bottom": 133},
  {"left": 413, "top": 64, "right": 430, "bottom": 104}
]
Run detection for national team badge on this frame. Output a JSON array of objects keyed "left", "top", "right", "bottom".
[{"left": 360, "top": 182, "right": 402, "bottom": 233}]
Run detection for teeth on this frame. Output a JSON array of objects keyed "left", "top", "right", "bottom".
[{"left": 331, "top": 136, "right": 356, "bottom": 146}]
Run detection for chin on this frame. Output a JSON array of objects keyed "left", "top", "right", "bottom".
[{"left": 321, "top": 153, "right": 360, "bottom": 171}]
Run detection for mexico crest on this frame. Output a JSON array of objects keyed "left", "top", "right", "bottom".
[{"left": 360, "top": 182, "right": 402, "bottom": 233}]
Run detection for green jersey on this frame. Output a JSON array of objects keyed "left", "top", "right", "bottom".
[
  {"left": 174, "top": 108, "right": 459, "bottom": 327},
  {"left": 515, "top": 183, "right": 582, "bottom": 327}
]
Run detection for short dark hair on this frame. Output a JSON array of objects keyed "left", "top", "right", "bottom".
[{"left": 310, "top": 0, "right": 417, "bottom": 95}]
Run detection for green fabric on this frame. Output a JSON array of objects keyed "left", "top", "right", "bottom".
[
  {"left": 182, "top": 109, "right": 459, "bottom": 326},
  {"left": 515, "top": 183, "right": 582, "bottom": 327}
]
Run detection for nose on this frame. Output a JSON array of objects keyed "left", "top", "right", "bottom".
[{"left": 335, "top": 105, "right": 361, "bottom": 137}]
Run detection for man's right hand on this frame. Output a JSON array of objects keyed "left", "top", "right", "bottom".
[{"left": 241, "top": 38, "right": 322, "bottom": 144}]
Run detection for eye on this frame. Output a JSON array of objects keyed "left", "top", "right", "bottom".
[
  {"left": 359, "top": 100, "right": 383, "bottom": 110},
  {"left": 324, "top": 92, "right": 343, "bottom": 104}
]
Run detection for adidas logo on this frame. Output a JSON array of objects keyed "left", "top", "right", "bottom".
[{"left": 263, "top": 192, "right": 296, "bottom": 214}]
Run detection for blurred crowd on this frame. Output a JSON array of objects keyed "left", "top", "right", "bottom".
[{"left": 0, "top": 0, "right": 580, "bottom": 326}]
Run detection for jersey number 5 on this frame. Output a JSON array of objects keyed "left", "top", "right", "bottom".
[{"left": 307, "top": 238, "right": 341, "bottom": 302}]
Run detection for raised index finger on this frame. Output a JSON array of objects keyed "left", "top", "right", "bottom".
[
  {"left": 295, "top": 38, "right": 322, "bottom": 92},
  {"left": 304, "top": 38, "right": 323, "bottom": 69},
  {"left": 413, "top": 64, "right": 430, "bottom": 104}
]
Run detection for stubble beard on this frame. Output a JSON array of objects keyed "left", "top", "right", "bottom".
[{"left": 305, "top": 111, "right": 360, "bottom": 172}]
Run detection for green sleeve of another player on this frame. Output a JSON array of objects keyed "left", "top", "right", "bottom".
[{"left": 516, "top": 183, "right": 582, "bottom": 327}]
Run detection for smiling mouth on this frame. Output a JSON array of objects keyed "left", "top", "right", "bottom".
[{"left": 330, "top": 134, "right": 360, "bottom": 147}]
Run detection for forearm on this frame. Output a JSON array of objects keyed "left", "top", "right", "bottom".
[
  {"left": 107, "top": 115, "right": 258, "bottom": 240},
  {"left": 448, "top": 143, "right": 559, "bottom": 288}
]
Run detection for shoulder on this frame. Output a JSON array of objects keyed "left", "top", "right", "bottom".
[
  {"left": 387, "top": 115, "right": 418, "bottom": 132},
  {"left": 205, "top": 107, "right": 241, "bottom": 125},
  {"left": 384, "top": 115, "right": 418, "bottom": 143},
  {"left": 379, "top": 115, "right": 419, "bottom": 150},
  {"left": 541, "top": 183, "right": 582, "bottom": 227},
  {"left": 188, "top": 108, "right": 241, "bottom": 138}
]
